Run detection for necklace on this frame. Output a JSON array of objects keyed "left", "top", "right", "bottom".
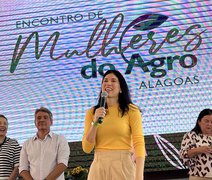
[{"left": 0, "top": 137, "right": 7, "bottom": 151}]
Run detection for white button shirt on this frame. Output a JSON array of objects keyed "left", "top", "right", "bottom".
[{"left": 19, "top": 132, "right": 70, "bottom": 180}]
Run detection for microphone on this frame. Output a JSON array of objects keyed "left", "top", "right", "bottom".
[{"left": 98, "top": 91, "right": 108, "bottom": 124}]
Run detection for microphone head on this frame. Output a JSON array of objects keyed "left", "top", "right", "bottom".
[{"left": 101, "top": 91, "right": 108, "bottom": 98}]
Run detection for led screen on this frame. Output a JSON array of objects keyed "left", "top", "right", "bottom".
[{"left": 0, "top": 0, "right": 211, "bottom": 171}]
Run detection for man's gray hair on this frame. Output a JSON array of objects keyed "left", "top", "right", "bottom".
[{"left": 34, "top": 107, "right": 53, "bottom": 120}]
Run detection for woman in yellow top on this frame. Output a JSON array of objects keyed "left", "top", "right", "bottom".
[{"left": 82, "top": 69, "right": 145, "bottom": 180}]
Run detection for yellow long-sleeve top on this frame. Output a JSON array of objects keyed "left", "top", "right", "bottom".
[{"left": 82, "top": 103, "right": 145, "bottom": 158}]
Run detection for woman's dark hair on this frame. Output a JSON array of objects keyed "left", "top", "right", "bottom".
[
  {"left": 94, "top": 70, "right": 132, "bottom": 116},
  {"left": 192, "top": 108, "right": 212, "bottom": 134}
]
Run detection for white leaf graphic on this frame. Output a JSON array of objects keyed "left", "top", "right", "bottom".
[{"left": 154, "top": 134, "right": 186, "bottom": 169}]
